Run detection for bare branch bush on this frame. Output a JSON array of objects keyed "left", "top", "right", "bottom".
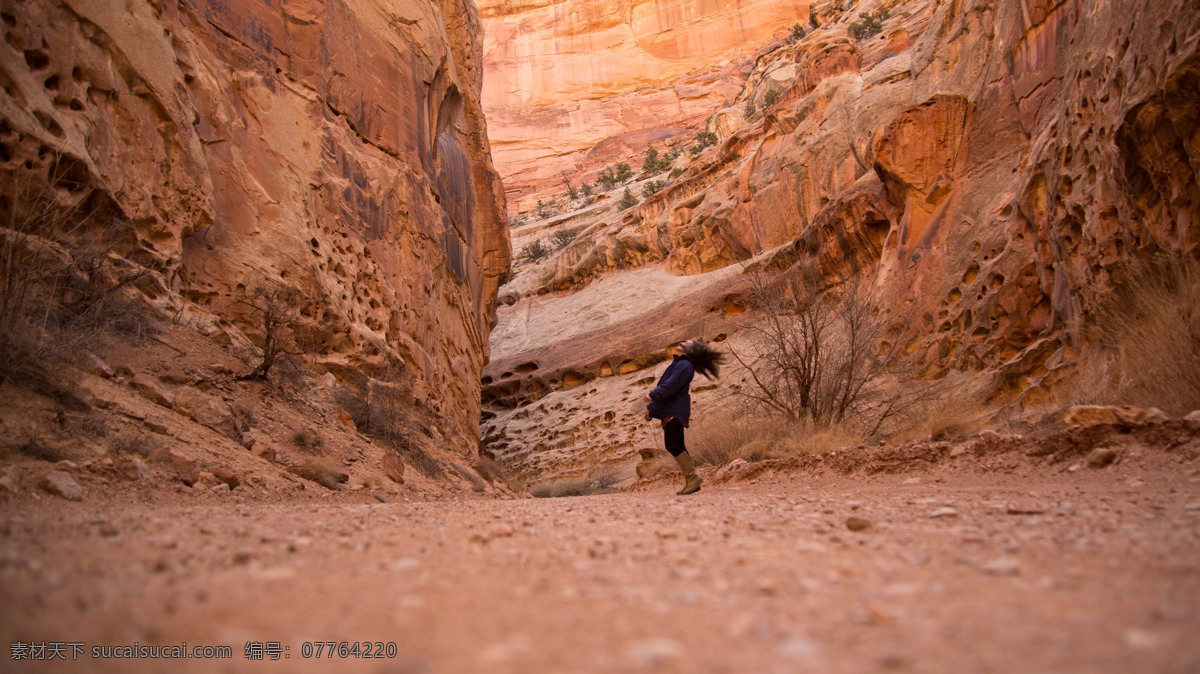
[
  {"left": 729, "top": 271, "right": 915, "bottom": 439},
  {"left": 1, "top": 155, "right": 155, "bottom": 392},
  {"left": 333, "top": 370, "right": 446, "bottom": 480},
  {"left": 232, "top": 284, "right": 309, "bottom": 382}
]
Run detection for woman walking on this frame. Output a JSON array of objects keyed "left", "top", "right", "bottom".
[{"left": 644, "top": 339, "right": 725, "bottom": 495}]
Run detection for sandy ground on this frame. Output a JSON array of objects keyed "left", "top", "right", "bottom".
[{"left": 2, "top": 435, "right": 1199, "bottom": 674}]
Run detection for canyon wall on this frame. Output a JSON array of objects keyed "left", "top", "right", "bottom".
[
  {"left": 479, "top": 0, "right": 812, "bottom": 208},
  {"left": 481, "top": 0, "right": 1200, "bottom": 485},
  {"left": 0, "top": 0, "right": 510, "bottom": 453}
]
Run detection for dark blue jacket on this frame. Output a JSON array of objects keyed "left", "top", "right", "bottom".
[{"left": 647, "top": 355, "right": 695, "bottom": 424}]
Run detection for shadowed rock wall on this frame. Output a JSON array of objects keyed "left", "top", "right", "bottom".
[{"left": 0, "top": 0, "right": 510, "bottom": 453}]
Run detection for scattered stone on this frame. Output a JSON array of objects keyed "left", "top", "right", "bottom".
[
  {"left": 211, "top": 483, "right": 231, "bottom": 493},
  {"left": 1087, "top": 447, "right": 1119, "bottom": 469},
  {"left": 374, "top": 493, "right": 390, "bottom": 504},
  {"left": 902, "top": 477, "right": 921, "bottom": 485},
  {"left": 233, "top": 549, "right": 254, "bottom": 565},
  {"left": 0, "top": 473, "right": 16, "bottom": 493},
  {"left": 626, "top": 638, "right": 683, "bottom": 668},
  {"left": 129, "top": 374, "right": 175, "bottom": 408},
  {"left": 1183, "top": 502, "right": 1200, "bottom": 512},
  {"left": 845, "top": 517, "right": 872, "bottom": 532},
  {"left": 1063, "top": 405, "right": 1146, "bottom": 427},
  {"left": 979, "top": 557, "right": 1021, "bottom": 576},
  {"left": 389, "top": 558, "right": 420, "bottom": 572},
  {"left": 1123, "top": 629, "right": 1161, "bottom": 650},
  {"left": 89, "top": 394, "right": 114, "bottom": 409},
  {"left": 119, "top": 457, "right": 156, "bottom": 484},
  {"left": 54, "top": 460, "right": 78, "bottom": 472},
  {"left": 383, "top": 451, "right": 405, "bottom": 484},
  {"left": 174, "top": 389, "right": 239, "bottom": 439},
  {"left": 210, "top": 466, "right": 240, "bottom": 489},
  {"left": 715, "top": 458, "right": 749, "bottom": 480},
  {"left": 290, "top": 457, "right": 348, "bottom": 490},
  {"left": 930, "top": 507, "right": 959, "bottom": 519},
  {"left": 1144, "top": 408, "right": 1169, "bottom": 423},
  {"left": 1006, "top": 505, "right": 1045, "bottom": 515},
  {"left": 250, "top": 442, "right": 277, "bottom": 462},
  {"left": 37, "top": 471, "right": 83, "bottom": 501},
  {"left": 949, "top": 446, "right": 967, "bottom": 458},
  {"left": 337, "top": 409, "right": 357, "bottom": 430},
  {"left": 144, "top": 418, "right": 170, "bottom": 435},
  {"left": 149, "top": 448, "right": 200, "bottom": 486},
  {"left": 776, "top": 638, "right": 818, "bottom": 661},
  {"left": 1185, "top": 410, "right": 1200, "bottom": 423},
  {"left": 81, "top": 352, "right": 116, "bottom": 378}
]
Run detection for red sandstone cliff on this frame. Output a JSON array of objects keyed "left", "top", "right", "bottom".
[
  {"left": 481, "top": 0, "right": 1200, "bottom": 485},
  {"left": 0, "top": 0, "right": 510, "bottom": 453},
  {"left": 479, "top": 0, "right": 812, "bottom": 209}
]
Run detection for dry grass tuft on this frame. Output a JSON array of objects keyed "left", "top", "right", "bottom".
[
  {"left": 291, "top": 456, "right": 348, "bottom": 490},
  {"left": 1085, "top": 253, "right": 1200, "bottom": 416},
  {"left": 688, "top": 412, "right": 862, "bottom": 466},
  {"left": 887, "top": 403, "right": 992, "bottom": 445},
  {"left": 109, "top": 433, "right": 153, "bottom": 457}
]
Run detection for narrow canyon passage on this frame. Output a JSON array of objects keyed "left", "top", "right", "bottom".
[{"left": 3, "top": 461, "right": 1198, "bottom": 673}]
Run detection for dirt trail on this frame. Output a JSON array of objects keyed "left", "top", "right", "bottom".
[{"left": 3, "top": 430, "right": 1200, "bottom": 674}]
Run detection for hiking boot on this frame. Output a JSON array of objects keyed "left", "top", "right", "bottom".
[{"left": 674, "top": 451, "right": 702, "bottom": 495}]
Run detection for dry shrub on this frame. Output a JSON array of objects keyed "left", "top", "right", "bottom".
[
  {"left": 15, "top": 438, "right": 70, "bottom": 463},
  {"left": 1086, "top": 253, "right": 1200, "bottom": 415},
  {"left": 1, "top": 156, "right": 158, "bottom": 392},
  {"left": 688, "top": 411, "right": 861, "bottom": 466},
  {"left": 531, "top": 467, "right": 624, "bottom": 498},
  {"left": 80, "top": 414, "right": 109, "bottom": 438},
  {"left": 231, "top": 283, "right": 309, "bottom": 382},
  {"left": 291, "top": 429, "right": 323, "bottom": 451},
  {"left": 109, "top": 433, "right": 153, "bottom": 457},
  {"left": 231, "top": 403, "right": 254, "bottom": 436},
  {"left": 363, "top": 379, "right": 444, "bottom": 479},
  {"left": 731, "top": 273, "right": 913, "bottom": 436},
  {"left": 452, "top": 463, "right": 488, "bottom": 492},
  {"left": 291, "top": 456, "right": 348, "bottom": 490},
  {"left": 332, "top": 385, "right": 370, "bottom": 429},
  {"left": 474, "top": 456, "right": 506, "bottom": 485}
]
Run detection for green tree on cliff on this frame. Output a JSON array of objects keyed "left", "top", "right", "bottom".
[{"left": 619, "top": 187, "right": 638, "bottom": 210}]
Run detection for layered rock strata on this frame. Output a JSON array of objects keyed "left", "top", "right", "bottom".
[
  {"left": 479, "top": 0, "right": 812, "bottom": 208},
  {"left": 0, "top": 0, "right": 510, "bottom": 453},
  {"left": 482, "top": 0, "right": 1200, "bottom": 484}
]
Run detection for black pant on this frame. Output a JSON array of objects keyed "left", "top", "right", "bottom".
[{"left": 663, "top": 418, "right": 687, "bottom": 457}]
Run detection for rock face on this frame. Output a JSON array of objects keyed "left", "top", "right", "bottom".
[
  {"left": 482, "top": 0, "right": 1200, "bottom": 485},
  {"left": 0, "top": 0, "right": 510, "bottom": 453},
  {"left": 479, "top": 0, "right": 812, "bottom": 208}
]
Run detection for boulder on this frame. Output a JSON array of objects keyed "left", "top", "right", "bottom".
[
  {"left": 149, "top": 448, "right": 199, "bottom": 486},
  {"left": 383, "top": 451, "right": 405, "bottom": 484},
  {"left": 1063, "top": 406, "right": 1147, "bottom": 428},
  {"left": 129, "top": 374, "right": 174, "bottom": 408},
  {"left": 37, "top": 471, "right": 82, "bottom": 501},
  {"left": 174, "top": 389, "right": 238, "bottom": 440}
]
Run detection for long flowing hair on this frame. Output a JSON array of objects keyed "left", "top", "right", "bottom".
[{"left": 683, "top": 340, "right": 726, "bottom": 380}]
